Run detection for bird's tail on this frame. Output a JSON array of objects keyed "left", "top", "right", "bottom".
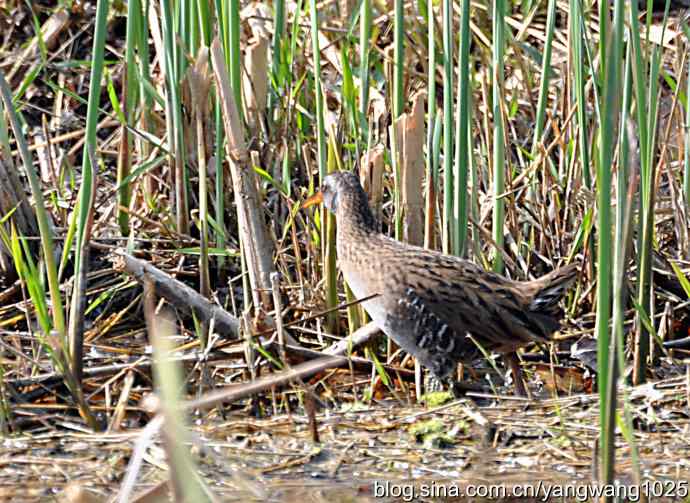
[{"left": 526, "top": 262, "right": 579, "bottom": 316}]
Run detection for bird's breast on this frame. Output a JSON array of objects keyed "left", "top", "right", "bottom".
[
  {"left": 340, "top": 259, "right": 390, "bottom": 327},
  {"left": 336, "top": 229, "right": 409, "bottom": 330}
]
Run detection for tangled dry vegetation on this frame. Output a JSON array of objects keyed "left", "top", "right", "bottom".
[{"left": 0, "top": 0, "right": 689, "bottom": 500}]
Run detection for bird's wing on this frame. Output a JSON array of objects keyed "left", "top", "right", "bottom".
[{"left": 390, "top": 252, "right": 554, "bottom": 356}]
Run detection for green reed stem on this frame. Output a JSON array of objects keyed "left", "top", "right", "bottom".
[
  {"left": 359, "top": 0, "right": 372, "bottom": 141},
  {"left": 685, "top": 24, "right": 690, "bottom": 211},
  {"left": 424, "top": 0, "right": 436, "bottom": 250},
  {"left": 491, "top": 0, "right": 505, "bottom": 274},
  {"left": 596, "top": 0, "right": 624, "bottom": 487},
  {"left": 569, "top": 0, "right": 591, "bottom": 188},
  {"left": 532, "top": 0, "right": 556, "bottom": 152},
  {"left": 228, "top": 0, "right": 242, "bottom": 123},
  {"left": 393, "top": 0, "right": 403, "bottom": 120},
  {"left": 441, "top": 0, "right": 453, "bottom": 253},
  {"left": 268, "top": 0, "right": 285, "bottom": 119},
  {"left": 452, "top": 0, "right": 471, "bottom": 258}
]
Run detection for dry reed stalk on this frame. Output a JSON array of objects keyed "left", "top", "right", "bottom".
[
  {"left": 359, "top": 144, "right": 385, "bottom": 224},
  {"left": 186, "top": 47, "right": 213, "bottom": 300},
  {"left": 243, "top": 36, "right": 269, "bottom": 133},
  {"left": 108, "top": 370, "right": 135, "bottom": 432},
  {"left": 186, "top": 355, "right": 348, "bottom": 410},
  {"left": 211, "top": 38, "right": 275, "bottom": 311},
  {"left": 323, "top": 321, "right": 380, "bottom": 355},
  {"left": 395, "top": 91, "right": 426, "bottom": 246},
  {"left": 339, "top": 0, "right": 356, "bottom": 24}
]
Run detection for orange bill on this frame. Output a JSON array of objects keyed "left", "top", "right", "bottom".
[{"left": 301, "top": 191, "right": 323, "bottom": 209}]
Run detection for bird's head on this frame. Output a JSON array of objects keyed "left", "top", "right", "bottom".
[
  {"left": 302, "top": 171, "right": 376, "bottom": 229},
  {"left": 301, "top": 171, "right": 361, "bottom": 213}
]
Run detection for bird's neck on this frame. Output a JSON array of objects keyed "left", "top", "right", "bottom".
[{"left": 335, "top": 195, "right": 377, "bottom": 236}]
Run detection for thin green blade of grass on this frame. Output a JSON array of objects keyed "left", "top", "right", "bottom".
[
  {"left": 531, "top": 0, "right": 556, "bottom": 153},
  {"left": 144, "top": 294, "right": 214, "bottom": 502},
  {"left": 120, "top": 0, "right": 145, "bottom": 234},
  {"left": 341, "top": 42, "right": 357, "bottom": 139},
  {"left": 669, "top": 261, "right": 690, "bottom": 299},
  {"left": 6, "top": 225, "right": 51, "bottom": 335},
  {"left": 228, "top": 0, "right": 242, "bottom": 124},
  {"left": 325, "top": 129, "right": 340, "bottom": 334},
  {"left": 309, "top": 0, "right": 333, "bottom": 333},
  {"left": 393, "top": 0, "right": 404, "bottom": 121},
  {"left": 267, "top": 0, "right": 285, "bottom": 120}
]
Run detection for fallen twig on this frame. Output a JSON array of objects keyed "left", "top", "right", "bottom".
[{"left": 113, "top": 251, "right": 240, "bottom": 337}]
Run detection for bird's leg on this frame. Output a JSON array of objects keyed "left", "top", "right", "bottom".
[
  {"left": 447, "top": 379, "right": 466, "bottom": 399},
  {"left": 423, "top": 374, "right": 471, "bottom": 398},
  {"left": 423, "top": 373, "right": 445, "bottom": 395},
  {"left": 505, "top": 352, "right": 529, "bottom": 397}
]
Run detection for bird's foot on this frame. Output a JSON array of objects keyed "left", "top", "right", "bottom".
[
  {"left": 426, "top": 375, "right": 472, "bottom": 399},
  {"left": 424, "top": 375, "right": 484, "bottom": 402},
  {"left": 505, "top": 353, "right": 530, "bottom": 398},
  {"left": 447, "top": 379, "right": 480, "bottom": 399}
]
